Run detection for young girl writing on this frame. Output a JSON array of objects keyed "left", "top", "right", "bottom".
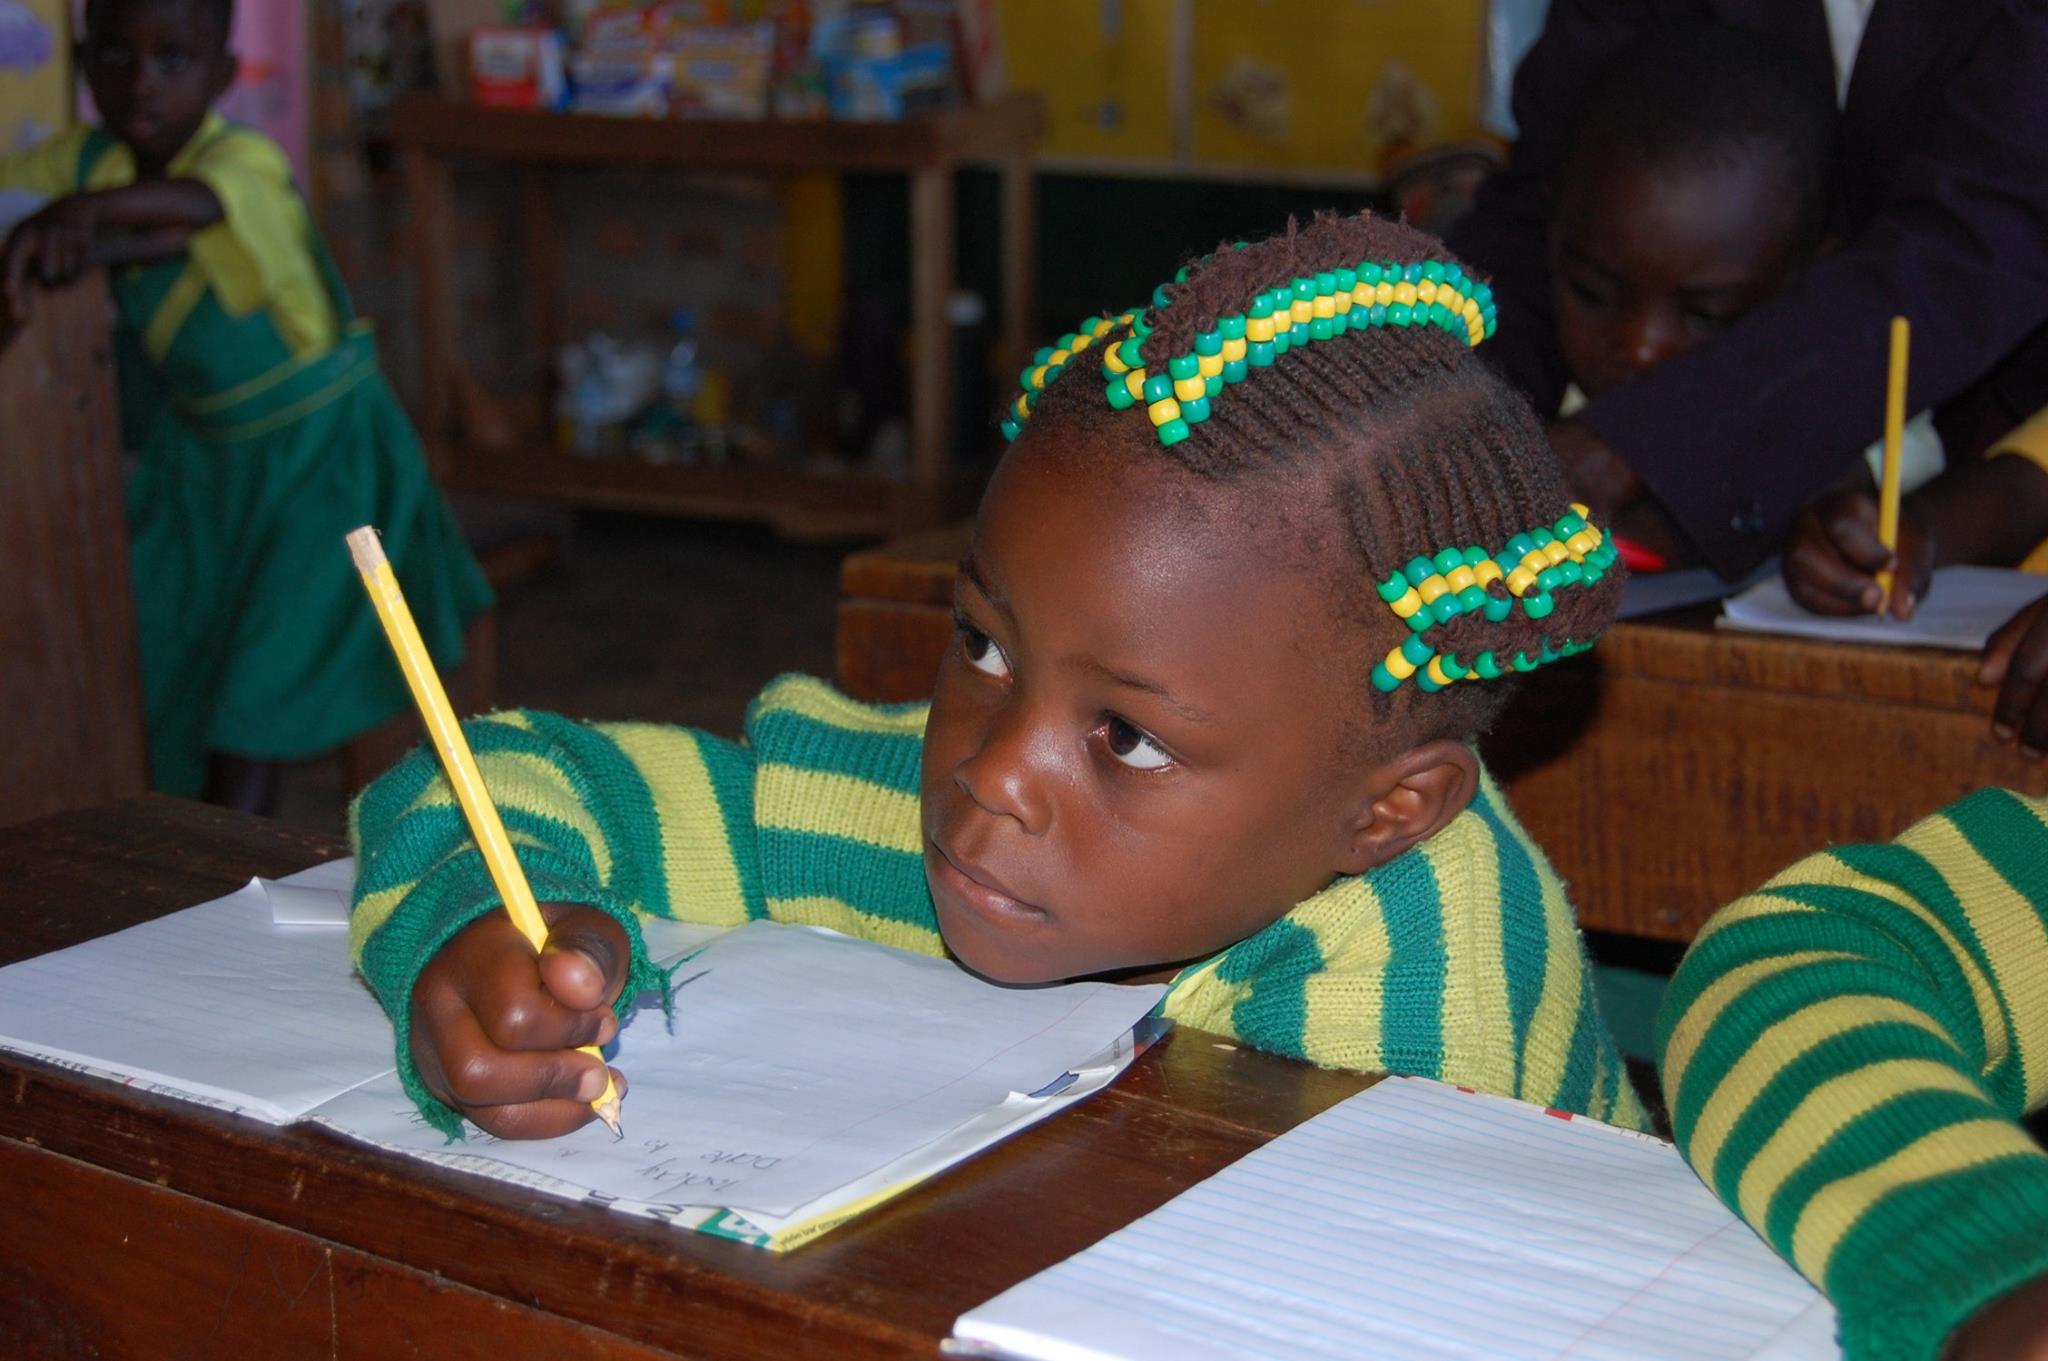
[
  {"left": 0, "top": 0, "right": 491, "bottom": 809},
  {"left": 350, "top": 211, "right": 1646, "bottom": 1141}
]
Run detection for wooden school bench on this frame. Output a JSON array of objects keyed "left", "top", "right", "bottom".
[
  {"left": 0, "top": 796, "right": 1371, "bottom": 1359},
  {"left": 836, "top": 524, "right": 2048, "bottom": 943}
]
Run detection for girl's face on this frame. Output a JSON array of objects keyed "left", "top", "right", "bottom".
[
  {"left": 919, "top": 434, "right": 1383, "bottom": 985},
  {"left": 84, "top": 0, "right": 235, "bottom": 174}
]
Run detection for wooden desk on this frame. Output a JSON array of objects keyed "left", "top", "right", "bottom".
[
  {"left": 0, "top": 797, "right": 1368, "bottom": 1359},
  {"left": 393, "top": 94, "right": 1044, "bottom": 540},
  {"left": 836, "top": 524, "right": 2048, "bottom": 943}
]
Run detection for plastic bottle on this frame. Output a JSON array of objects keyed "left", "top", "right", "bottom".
[{"left": 658, "top": 308, "right": 704, "bottom": 461}]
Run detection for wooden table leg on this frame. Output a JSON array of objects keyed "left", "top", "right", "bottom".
[
  {"left": 908, "top": 165, "right": 956, "bottom": 522},
  {"left": 999, "top": 152, "right": 1036, "bottom": 375},
  {"left": 403, "top": 145, "right": 458, "bottom": 479}
]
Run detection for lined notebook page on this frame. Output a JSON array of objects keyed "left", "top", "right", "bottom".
[
  {"left": 952, "top": 1076, "right": 1839, "bottom": 1361},
  {"left": 1721, "top": 566, "right": 2045, "bottom": 650}
]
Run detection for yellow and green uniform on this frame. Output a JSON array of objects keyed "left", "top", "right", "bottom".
[
  {"left": 1657, "top": 788, "right": 2048, "bottom": 1361},
  {"left": 0, "top": 116, "right": 491, "bottom": 795},
  {"left": 349, "top": 674, "right": 1648, "bottom": 1138}
]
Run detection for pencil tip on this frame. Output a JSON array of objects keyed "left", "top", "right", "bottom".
[{"left": 596, "top": 1099, "right": 623, "bottom": 1140}]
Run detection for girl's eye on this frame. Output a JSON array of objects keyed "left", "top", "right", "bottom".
[
  {"left": 1103, "top": 716, "right": 1172, "bottom": 771},
  {"left": 957, "top": 619, "right": 1011, "bottom": 679},
  {"left": 158, "top": 51, "right": 191, "bottom": 74},
  {"left": 1564, "top": 275, "right": 1610, "bottom": 309}
]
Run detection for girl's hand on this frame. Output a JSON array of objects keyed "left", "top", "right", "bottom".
[
  {"left": 407, "top": 903, "right": 631, "bottom": 1139},
  {"left": 1, "top": 197, "right": 99, "bottom": 315},
  {"left": 1945, "top": 1270, "right": 2048, "bottom": 1360},
  {"left": 1783, "top": 488, "right": 1932, "bottom": 619},
  {"left": 1981, "top": 595, "right": 2048, "bottom": 756}
]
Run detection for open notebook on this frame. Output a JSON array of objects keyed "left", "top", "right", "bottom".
[
  {"left": 0, "top": 862, "right": 1165, "bottom": 1251},
  {"left": 1721, "top": 566, "right": 2044, "bottom": 651},
  {"left": 951, "top": 1076, "right": 1839, "bottom": 1361}
]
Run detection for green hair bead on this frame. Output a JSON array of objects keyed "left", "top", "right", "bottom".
[
  {"left": 1388, "top": 304, "right": 1413, "bottom": 326},
  {"left": 1182, "top": 396, "right": 1212, "bottom": 423},
  {"left": 1221, "top": 314, "right": 1246, "bottom": 339},
  {"left": 1195, "top": 330, "right": 1222, "bottom": 356},
  {"left": 1142, "top": 373, "right": 1172, "bottom": 403},
  {"left": 1371, "top": 661, "right": 1402, "bottom": 693},
  {"left": 1247, "top": 341, "right": 1275, "bottom": 368},
  {"left": 1105, "top": 378, "right": 1136, "bottom": 410},
  {"left": 1428, "top": 593, "right": 1462, "bottom": 625},
  {"left": 1359, "top": 262, "right": 1383, "bottom": 286},
  {"left": 1422, "top": 260, "right": 1445, "bottom": 283},
  {"left": 1473, "top": 652, "right": 1502, "bottom": 679},
  {"left": 1432, "top": 547, "right": 1463, "bottom": 574},
  {"left": 1403, "top": 557, "right": 1435, "bottom": 586},
  {"left": 1523, "top": 593, "right": 1556, "bottom": 620},
  {"left": 1457, "top": 585, "right": 1487, "bottom": 614},
  {"left": 1377, "top": 573, "right": 1409, "bottom": 603},
  {"left": 1400, "top": 633, "right": 1433, "bottom": 666},
  {"left": 1310, "top": 318, "right": 1334, "bottom": 341},
  {"left": 1223, "top": 358, "right": 1248, "bottom": 383},
  {"left": 1157, "top": 418, "right": 1190, "bottom": 446},
  {"left": 1168, "top": 353, "right": 1200, "bottom": 380},
  {"left": 1483, "top": 594, "right": 1513, "bottom": 623}
]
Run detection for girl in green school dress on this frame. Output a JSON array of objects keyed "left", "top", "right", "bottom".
[{"left": 0, "top": 0, "right": 491, "bottom": 808}]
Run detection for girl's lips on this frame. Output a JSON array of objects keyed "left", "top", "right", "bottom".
[{"left": 930, "top": 841, "right": 1047, "bottom": 924}]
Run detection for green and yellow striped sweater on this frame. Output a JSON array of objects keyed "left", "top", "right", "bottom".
[
  {"left": 1657, "top": 788, "right": 2048, "bottom": 1361},
  {"left": 350, "top": 675, "right": 1645, "bottom": 1137}
]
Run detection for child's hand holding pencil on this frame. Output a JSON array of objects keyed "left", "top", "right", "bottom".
[{"left": 408, "top": 905, "right": 635, "bottom": 1140}]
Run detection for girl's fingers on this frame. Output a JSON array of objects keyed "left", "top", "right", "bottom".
[
  {"left": 460, "top": 1068, "right": 629, "bottom": 1141},
  {"left": 419, "top": 1000, "right": 617, "bottom": 1112},
  {"left": 1786, "top": 538, "right": 1881, "bottom": 615}
]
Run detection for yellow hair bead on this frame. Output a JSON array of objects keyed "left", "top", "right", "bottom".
[
  {"left": 1333, "top": 292, "right": 1353, "bottom": 314},
  {"left": 1462, "top": 300, "right": 1483, "bottom": 325},
  {"left": 1027, "top": 365, "right": 1047, "bottom": 389},
  {"left": 1147, "top": 396, "right": 1182, "bottom": 427},
  {"left": 1439, "top": 287, "right": 1462, "bottom": 313},
  {"left": 1426, "top": 656, "right": 1455, "bottom": 686},
  {"left": 1047, "top": 348, "right": 1072, "bottom": 367},
  {"left": 1520, "top": 550, "right": 1547, "bottom": 574},
  {"left": 1312, "top": 293, "right": 1336, "bottom": 320},
  {"left": 1474, "top": 560, "right": 1504, "bottom": 588},
  {"left": 1198, "top": 351, "right": 1225, "bottom": 379},
  {"left": 1417, "top": 575, "right": 1450, "bottom": 605},
  {"left": 1445, "top": 564, "right": 1477, "bottom": 593},
  {"left": 1173, "top": 374, "right": 1205, "bottom": 402},
  {"left": 1103, "top": 346, "right": 1130, "bottom": 374},
  {"left": 1374, "top": 282, "right": 1395, "bottom": 305},
  {"left": 1568, "top": 528, "right": 1600, "bottom": 557},
  {"left": 1222, "top": 336, "right": 1247, "bottom": 362},
  {"left": 1352, "top": 283, "right": 1374, "bottom": 307},
  {"left": 1393, "top": 282, "right": 1418, "bottom": 306},
  {"left": 1125, "top": 370, "right": 1148, "bottom": 400},
  {"left": 1383, "top": 648, "right": 1418, "bottom": 681},
  {"left": 1507, "top": 565, "right": 1537, "bottom": 596},
  {"left": 1570, "top": 501, "right": 1591, "bottom": 518},
  {"left": 1246, "top": 315, "right": 1276, "bottom": 343},
  {"left": 1543, "top": 541, "right": 1570, "bottom": 566},
  {"left": 1389, "top": 587, "right": 1423, "bottom": 618},
  {"left": 1290, "top": 297, "right": 1313, "bottom": 323},
  {"left": 1070, "top": 333, "right": 1095, "bottom": 353},
  {"left": 1416, "top": 280, "right": 1437, "bottom": 304}
]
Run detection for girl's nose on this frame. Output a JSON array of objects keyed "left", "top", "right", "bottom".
[{"left": 952, "top": 701, "right": 1052, "bottom": 836}]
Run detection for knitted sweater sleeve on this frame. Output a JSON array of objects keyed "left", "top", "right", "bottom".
[
  {"left": 1655, "top": 788, "right": 2048, "bottom": 1361},
  {"left": 347, "top": 707, "right": 768, "bottom": 1131},
  {"left": 346, "top": 675, "right": 934, "bottom": 1133}
]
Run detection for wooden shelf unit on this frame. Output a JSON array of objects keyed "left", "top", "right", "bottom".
[{"left": 391, "top": 93, "right": 1045, "bottom": 539}]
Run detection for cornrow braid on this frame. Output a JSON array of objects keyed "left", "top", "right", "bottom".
[{"left": 1008, "top": 210, "right": 1624, "bottom": 745}]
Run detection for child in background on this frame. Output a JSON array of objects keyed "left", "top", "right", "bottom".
[
  {"left": 351, "top": 211, "right": 1647, "bottom": 1141},
  {"left": 1657, "top": 788, "right": 2048, "bottom": 1361},
  {"left": 1545, "top": 26, "right": 1952, "bottom": 563},
  {"left": 0, "top": 0, "right": 491, "bottom": 810}
]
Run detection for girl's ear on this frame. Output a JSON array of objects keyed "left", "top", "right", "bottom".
[{"left": 1332, "top": 739, "right": 1480, "bottom": 875}]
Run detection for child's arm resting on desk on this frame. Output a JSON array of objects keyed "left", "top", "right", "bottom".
[
  {"left": 1, "top": 179, "right": 222, "bottom": 314},
  {"left": 349, "top": 709, "right": 769, "bottom": 1138},
  {"left": 1656, "top": 789, "right": 2048, "bottom": 1361}
]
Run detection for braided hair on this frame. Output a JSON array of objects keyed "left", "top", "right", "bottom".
[{"left": 1011, "top": 211, "right": 1623, "bottom": 749}]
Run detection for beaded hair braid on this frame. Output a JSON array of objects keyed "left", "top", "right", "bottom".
[{"left": 1001, "top": 211, "right": 1624, "bottom": 739}]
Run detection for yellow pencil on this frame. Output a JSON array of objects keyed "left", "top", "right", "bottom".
[
  {"left": 346, "top": 525, "right": 623, "bottom": 1137},
  {"left": 1875, "top": 315, "right": 1911, "bottom": 610}
]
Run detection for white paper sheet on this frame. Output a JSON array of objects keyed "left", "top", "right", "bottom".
[
  {"left": 1720, "top": 566, "right": 2045, "bottom": 651},
  {"left": 951, "top": 1076, "right": 1839, "bottom": 1361},
  {"left": 0, "top": 859, "right": 393, "bottom": 1122},
  {"left": 312, "top": 920, "right": 1166, "bottom": 1222}
]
